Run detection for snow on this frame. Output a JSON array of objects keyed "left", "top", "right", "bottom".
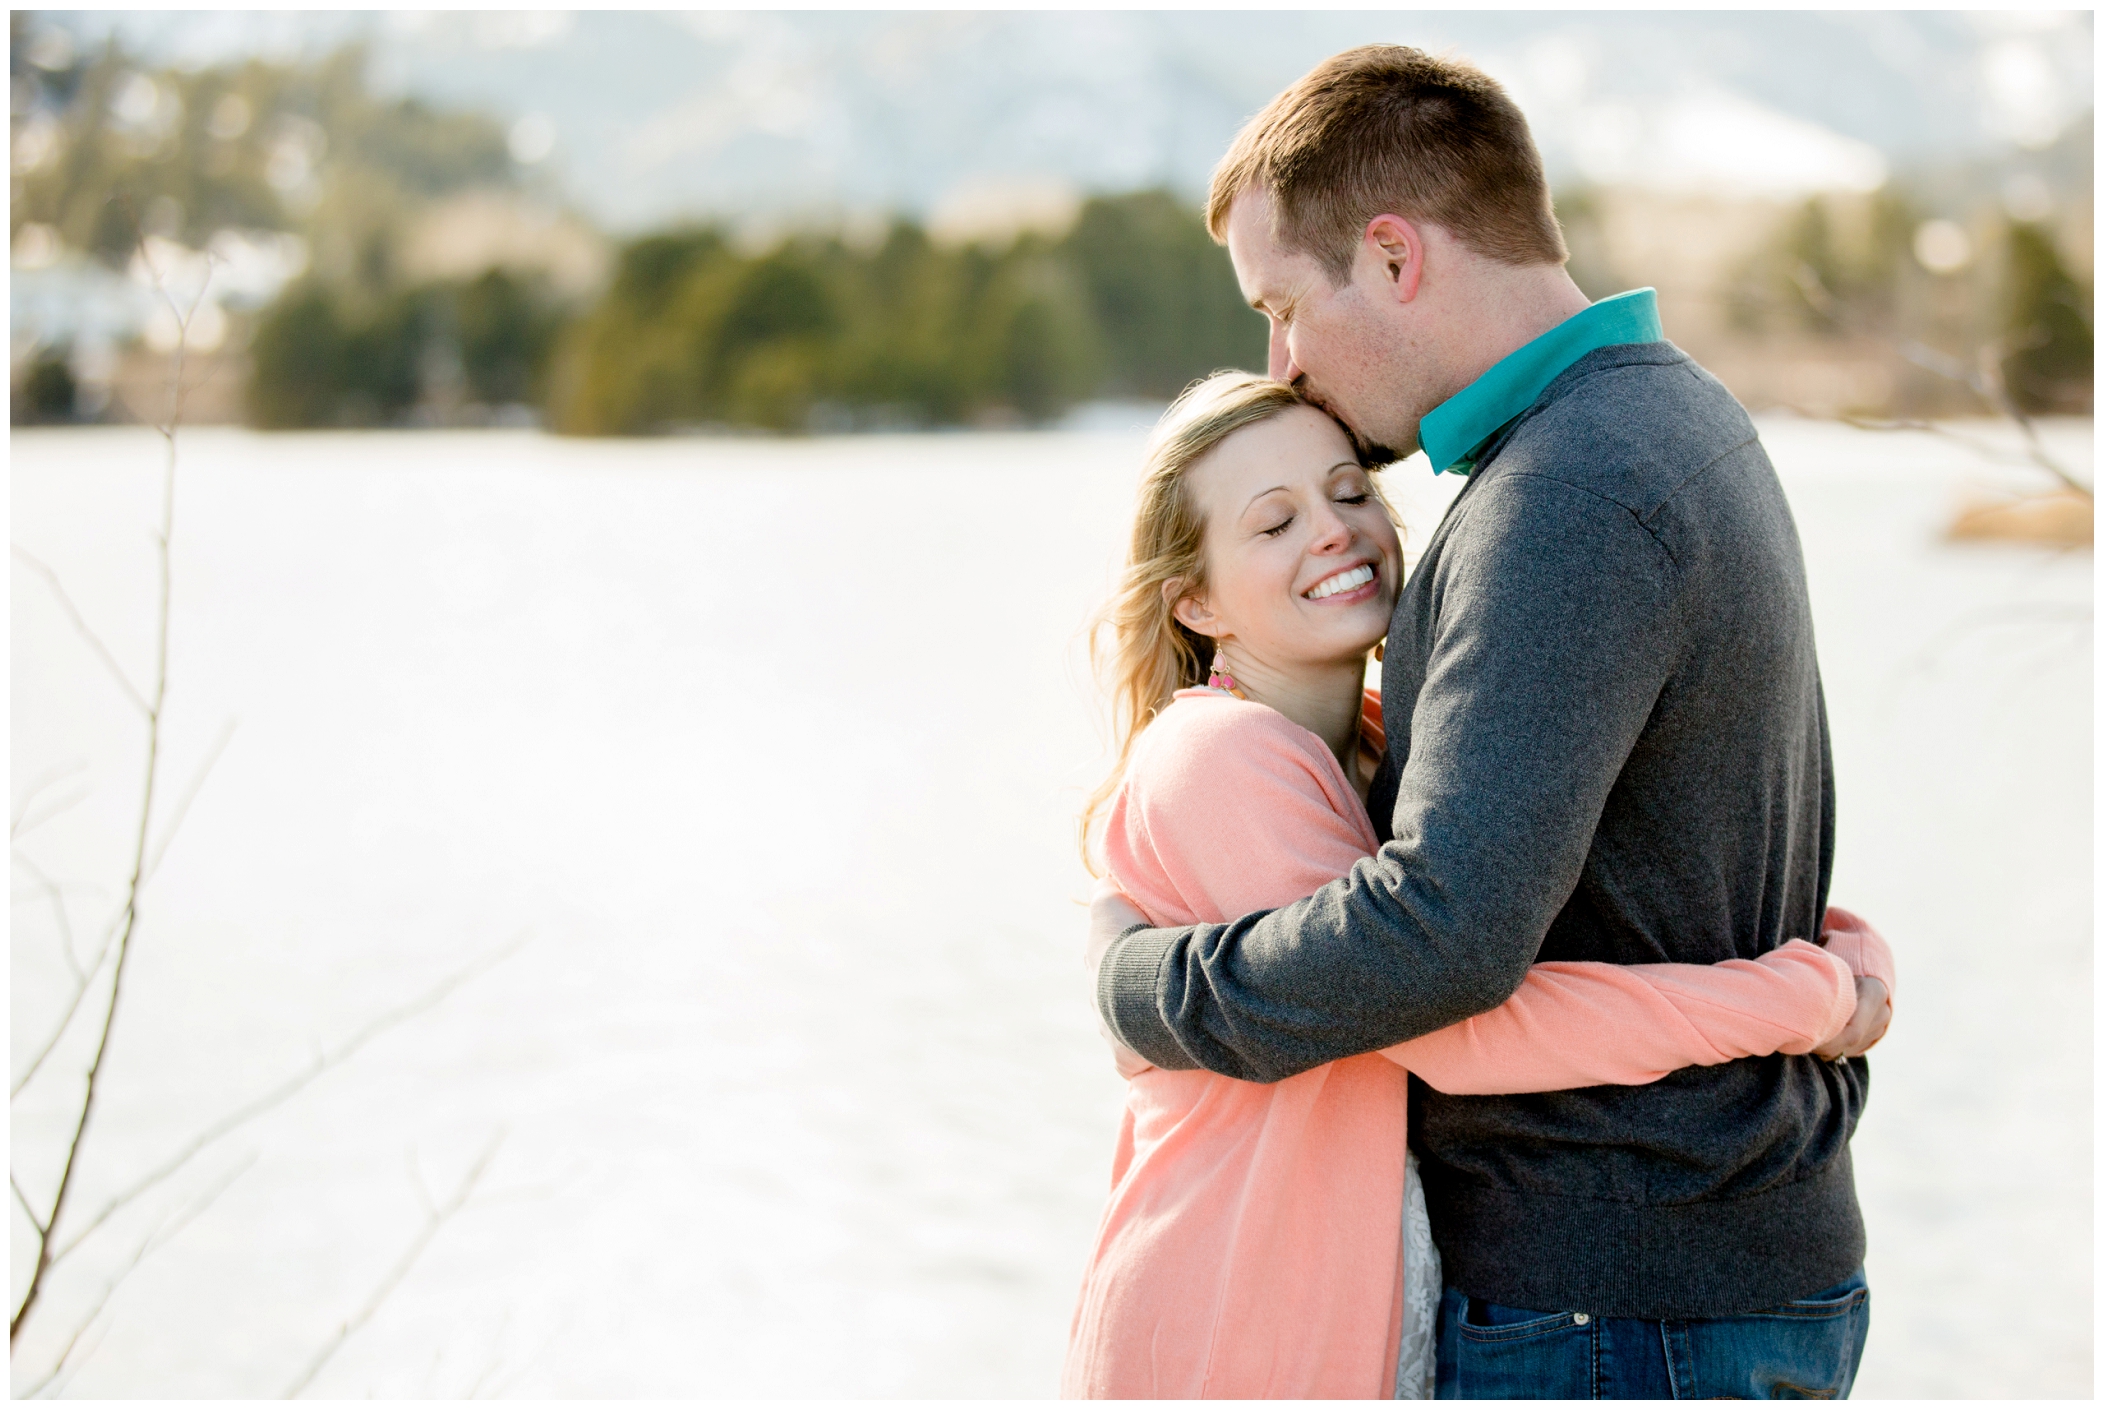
[{"left": 10, "top": 419, "right": 2089, "bottom": 1397}]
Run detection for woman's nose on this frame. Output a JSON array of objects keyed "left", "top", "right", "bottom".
[{"left": 1305, "top": 504, "right": 1351, "bottom": 552}]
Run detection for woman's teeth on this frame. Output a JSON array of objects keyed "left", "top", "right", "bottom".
[{"left": 1305, "top": 564, "right": 1375, "bottom": 600}]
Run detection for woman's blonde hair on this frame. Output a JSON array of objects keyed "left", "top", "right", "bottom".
[{"left": 1078, "top": 370, "right": 1393, "bottom": 872}]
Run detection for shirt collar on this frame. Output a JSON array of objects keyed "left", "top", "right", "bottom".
[{"left": 1417, "top": 288, "right": 1664, "bottom": 475}]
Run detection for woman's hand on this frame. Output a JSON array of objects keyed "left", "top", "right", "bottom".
[
  {"left": 1812, "top": 977, "right": 1891, "bottom": 1060},
  {"left": 1088, "top": 878, "right": 1155, "bottom": 1078}
]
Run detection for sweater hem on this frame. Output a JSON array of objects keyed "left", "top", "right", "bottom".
[{"left": 1428, "top": 1147, "right": 1866, "bottom": 1320}]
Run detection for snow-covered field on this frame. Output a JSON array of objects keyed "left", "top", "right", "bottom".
[{"left": 10, "top": 420, "right": 2090, "bottom": 1397}]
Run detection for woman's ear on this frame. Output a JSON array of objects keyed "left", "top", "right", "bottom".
[{"left": 1167, "top": 578, "right": 1222, "bottom": 638}]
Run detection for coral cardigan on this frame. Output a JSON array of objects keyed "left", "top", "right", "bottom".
[{"left": 1064, "top": 690, "right": 1894, "bottom": 1400}]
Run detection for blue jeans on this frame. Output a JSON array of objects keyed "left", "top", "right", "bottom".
[{"left": 1434, "top": 1269, "right": 1869, "bottom": 1399}]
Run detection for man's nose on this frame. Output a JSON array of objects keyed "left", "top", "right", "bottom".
[{"left": 1268, "top": 325, "right": 1298, "bottom": 384}]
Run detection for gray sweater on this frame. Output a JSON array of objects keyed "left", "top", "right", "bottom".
[{"left": 1097, "top": 342, "right": 1866, "bottom": 1319}]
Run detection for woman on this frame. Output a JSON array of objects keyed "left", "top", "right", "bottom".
[{"left": 1063, "top": 373, "right": 1894, "bottom": 1400}]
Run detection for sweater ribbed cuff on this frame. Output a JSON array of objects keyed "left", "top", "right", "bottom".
[{"left": 1096, "top": 923, "right": 1195, "bottom": 1070}]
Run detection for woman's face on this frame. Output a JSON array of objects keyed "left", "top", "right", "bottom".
[{"left": 1174, "top": 404, "right": 1401, "bottom": 675}]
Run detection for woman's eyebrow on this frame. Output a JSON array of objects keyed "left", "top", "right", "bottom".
[{"left": 1241, "top": 484, "right": 1290, "bottom": 513}]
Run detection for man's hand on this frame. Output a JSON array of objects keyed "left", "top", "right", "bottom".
[
  {"left": 1087, "top": 877, "right": 1154, "bottom": 1079},
  {"left": 1813, "top": 977, "right": 1891, "bottom": 1061}
]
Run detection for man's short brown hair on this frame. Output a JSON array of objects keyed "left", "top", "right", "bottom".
[{"left": 1208, "top": 45, "right": 1567, "bottom": 281}]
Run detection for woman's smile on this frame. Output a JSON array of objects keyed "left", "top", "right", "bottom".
[{"left": 1302, "top": 561, "right": 1378, "bottom": 602}]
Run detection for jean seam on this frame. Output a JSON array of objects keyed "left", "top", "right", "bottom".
[
  {"left": 1456, "top": 1310, "right": 1581, "bottom": 1344},
  {"left": 1662, "top": 1320, "right": 1692, "bottom": 1399},
  {"left": 1739, "top": 1290, "right": 1869, "bottom": 1322},
  {"left": 1588, "top": 1314, "right": 1602, "bottom": 1401}
]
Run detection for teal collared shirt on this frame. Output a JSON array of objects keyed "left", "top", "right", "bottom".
[{"left": 1417, "top": 288, "right": 1664, "bottom": 475}]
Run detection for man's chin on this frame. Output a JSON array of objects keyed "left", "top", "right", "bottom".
[
  {"left": 1303, "top": 392, "right": 1401, "bottom": 468},
  {"left": 1340, "top": 419, "right": 1401, "bottom": 469},
  {"left": 1356, "top": 438, "right": 1402, "bottom": 469}
]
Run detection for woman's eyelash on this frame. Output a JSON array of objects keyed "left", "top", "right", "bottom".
[
  {"left": 1338, "top": 493, "right": 1371, "bottom": 505},
  {"left": 1260, "top": 518, "right": 1293, "bottom": 538}
]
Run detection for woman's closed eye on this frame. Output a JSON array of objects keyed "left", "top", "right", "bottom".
[{"left": 1259, "top": 515, "right": 1294, "bottom": 538}]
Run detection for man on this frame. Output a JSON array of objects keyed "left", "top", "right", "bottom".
[{"left": 1088, "top": 46, "right": 1886, "bottom": 1399}]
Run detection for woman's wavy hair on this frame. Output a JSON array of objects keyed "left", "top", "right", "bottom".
[{"left": 1078, "top": 370, "right": 1396, "bottom": 872}]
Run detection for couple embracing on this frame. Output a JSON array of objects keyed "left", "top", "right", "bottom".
[{"left": 1062, "top": 47, "right": 1894, "bottom": 1400}]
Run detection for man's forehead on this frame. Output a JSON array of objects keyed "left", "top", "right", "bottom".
[{"left": 1225, "top": 189, "right": 1307, "bottom": 298}]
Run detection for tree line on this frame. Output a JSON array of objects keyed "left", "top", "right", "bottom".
[{"left": 246, "top": 190, "right": 1266, "bottom": 433}]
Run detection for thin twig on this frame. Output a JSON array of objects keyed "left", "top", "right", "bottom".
[
  {"left": 9, "top": 547, "right": 151, "bottom": 719},
  {"left": 12, "top": 851, "right": 83, "bottom": 977},
  {"left": 1823, "top": 412, "right": 2062, "bottom": 471},
  {"left": 22, "top": 1316, "right": 111, "bottom": 1402},
  {"left": 141, "top": 718, "right": 237, "bottom": 885},
  {"left": 285, "top": 1131, "right": 507, "bottom": 1398},
  {"left": 13, "top": 1174, "right": 48, "bottom": 1238},
  {"left": 10, "top": 918, "right": 122, "bottom": 1101},
  {"left": 463, "top": 1310, "right": 511, "bottom": 1399},
  {"left": 1880, "top": 603, "right": 2093, "bottom": 702},
  {"left": 9, "top": 787, "right": 92, "bottom": 845},
  {"left": 45, "top": 935, "right": 526, "bottom": 1269},
  {"left": 407, "top": 1148, "right": 436, "bottom": 1217},
  {"left": 19, "top": 1154, "right": 255, "bottom": 1400},
  {"left": 11, "top": 762, "right": 89, "bottom": 838}
]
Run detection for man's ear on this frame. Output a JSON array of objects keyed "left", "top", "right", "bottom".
[
  {"left": 1363, "top": 214, "right": 1425, "bottom": 304},
  {"left": 1166, "top": 579, "right": 1222, "bottom": 638}
]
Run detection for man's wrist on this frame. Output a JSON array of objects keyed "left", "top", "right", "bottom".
[{"left": 1095, "top": 923, "right": 1195, "bottom": 1070}]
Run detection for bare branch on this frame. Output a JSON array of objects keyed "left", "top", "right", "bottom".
[
  {"left": 18, "top": 1154, "right": 255, "bottom": 1399},
  {"left": 286, "top": 1130, "right": 507, "bottom": 1398},
  {"left": 10, "top": 547, "right": 152, "bottom": 719},
  {"left": 44, "top": 934, "right": 527, "bottom": 1269},
  {"left": 1881, "top": 336, "right": 2095, "bottom": 499},
  {"left": 11, "top": 227, "right": 184, "bottom": 1345},
  {"left": 142, "top": 719, "right": 237, "bottom": 885}
]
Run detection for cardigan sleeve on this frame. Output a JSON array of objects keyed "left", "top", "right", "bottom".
[
  {"left": 1819, "top": 905, "right": 1896, "bottom": 1002},
  {"left": 1387, "top": 940, "right": 1856, "bottom": 1095}
]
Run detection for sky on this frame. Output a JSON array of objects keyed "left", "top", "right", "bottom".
[{"left": 33, "top": 9, "right": 2097, "bottom": 235}]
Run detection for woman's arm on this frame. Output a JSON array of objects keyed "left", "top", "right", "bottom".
[{"left": 1389, "top": 941, "right": 1857, "bottom": 1096}]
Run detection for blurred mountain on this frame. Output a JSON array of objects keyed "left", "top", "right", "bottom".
[
  {"left": 14, "top": 11, "right": 2091, "bottom": 430},
  {"left": 36, "top": 10, "right": 2095, "bottom": 234}
]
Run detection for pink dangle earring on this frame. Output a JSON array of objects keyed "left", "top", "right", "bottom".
[{"left": 1206, "top": 660, "right": 1247, "bottom": 699}]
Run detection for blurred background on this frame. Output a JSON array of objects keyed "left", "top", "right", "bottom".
[
  {"left": 10, "top": 9, "right": 2092, "bottom": 1400},
  {"left": 9, "top": 9, "right": 2095, "bottom": 431}
]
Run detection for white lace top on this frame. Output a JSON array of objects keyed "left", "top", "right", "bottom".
[{"left": 1394, "top": 1148, "right": 1442, "bottom": 1399}]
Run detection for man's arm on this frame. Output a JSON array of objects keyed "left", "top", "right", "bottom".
[{"left": 1096, "top": 476, "right": 1680, "bottom": 1082}]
